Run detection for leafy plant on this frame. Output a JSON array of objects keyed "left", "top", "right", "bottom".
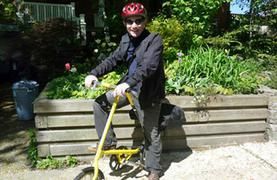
[
  {"left": 36, "top": 156, "right": 64, "bottom": 169},
  {"left": 265, "top": 71, "right": 277, "bottom": 90},
  {"left": 22, "top": 18, "right": 83, "bottom": 81},
  {"left": 27, "top": 128, "right": 78, "bottom": 169},
  {"left": 46, "top": 70, "right": 123, "bottom": 99},
  {"left": 147, "top": 16, "right": 185, "bottom": 50},
  {"left": 165, "top": 47, "right": 261, "bottom": 95},
  {"left": 45, "top": 47, "right": 263, "bottom": 99},
  {"left": 148, "top": 15, "right": 204, "bottom": 52},
  {"left": 0, "top": 0, "right": 17, "bottom": 23},
  {"left": 105, "top": 8, "right": 125, "bottom": 40},
  {"left": 64, "top": 155, "right": 79, "bottom": 167},
  {"left": 36, "top": 156, "right": 78, "bottom": 169},
  {"left": 205, "top": 24, "right": 277, "bottom": 74},
  {"left": 27, "top": 129, "right": 39, "bottom": 167},
  {"left": 88, "top": 37, "right": 118, "bottom": 66},
  {"left": 161, "top": 0, "right": 231, "bottom": 36},
  {"left": 163, "top": 47, "right": 183, "bottom": 66}
]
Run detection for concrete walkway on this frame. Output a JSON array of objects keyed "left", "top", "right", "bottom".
[{"left": 0, "top": 141, "right": 276, "bottom": 180}]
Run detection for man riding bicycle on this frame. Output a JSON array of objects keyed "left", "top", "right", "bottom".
[{"left": 85, "top": 2, "right": 165, "bottom": 180}]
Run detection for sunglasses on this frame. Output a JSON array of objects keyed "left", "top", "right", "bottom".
[{"left": 125, "top": 18, "right": 145, "bottom": 25}]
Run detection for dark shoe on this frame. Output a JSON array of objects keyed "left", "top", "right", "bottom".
[
  {"left": 148, "top": 171, "right": 160, "bottom": 180},
  {"left": 88, "top": 143, "right": 116, "bottom": 152}
]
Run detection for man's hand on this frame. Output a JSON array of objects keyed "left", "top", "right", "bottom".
[
  {"left": 113, "top": 83, "right": 130, "bottom": 97},
  {"left": 85, "top": 75, "right": 98, "bottom": 88}
]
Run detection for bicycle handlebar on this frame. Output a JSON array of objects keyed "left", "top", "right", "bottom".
[
  {"left": 91, "top": 80, "right": 116, "bottom": 89},
  {"left": 91, "top": 81, "right": 132, "bottom": 93}
]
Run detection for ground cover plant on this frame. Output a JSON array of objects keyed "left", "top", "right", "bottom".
[{"left": 27, "top": 129, "right": 78, "bottom": 169}]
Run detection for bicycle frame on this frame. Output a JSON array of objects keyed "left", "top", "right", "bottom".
[{"left": 92, "top": 91, "right": 140, "bottom": 180}]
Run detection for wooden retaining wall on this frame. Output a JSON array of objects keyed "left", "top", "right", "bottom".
[{"left": 34, "top": 94, "right": 269, "bottom": 159}]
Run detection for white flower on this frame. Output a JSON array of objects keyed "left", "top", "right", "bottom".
[
  {"left": 105, "top": 36, "right": 110, "bottom": 42},
  {"left": 101, "top": 42, "right": 106, "bottom": 48},
  {"left": 95, "top": 39, "right": 101, "bottom": 44},
  {"left": 177, "top": 52, "right": 184, "bottom": 57},
  {"left": 177, "top": 51, "right": 184, "bottom": 62},
  {"left": 70, "top": 67, "right": 77, "bottom": 73},
  {"left": 94, "top": 49, "right": 99, "bottom": 53}
]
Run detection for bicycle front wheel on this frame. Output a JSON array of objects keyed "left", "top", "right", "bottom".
[{"left": 74, "top": 166, "right": 105, "bottom": 180}]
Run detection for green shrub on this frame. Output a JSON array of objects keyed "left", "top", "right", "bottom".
[
  {"left": 266, "top": 71, "right": 277, "bottom": 90},
  {"left": 163, "top": 47, "right": 181, "bottom": 66},
  {"left": 165, "top": 47, "right": 261, "bottom": 95},
  {"left": 205, "top": 25, "right": 277, "bottom": 83},
  {"left": 147, "top": 16, "right": 185, "bottom": 50},
  {"left": 161, "top": 0, "right": 229, "bottom": 36},
  {"left": 22, "top": 18, "right": 82, "bottom": 80},
  {"left": 148, "top": 16, "right": 204, "bottom": 52},
  {"left": 0, "top": 0, "right": 17, "bottom": 23}
]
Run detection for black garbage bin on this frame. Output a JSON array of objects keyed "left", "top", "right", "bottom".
[{"left": 12, "top": 80, "right": 39, "bottom": 120}]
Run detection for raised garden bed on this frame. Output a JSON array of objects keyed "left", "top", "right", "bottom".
[{"left": 34, "top": 90, "right": 276, "bottom": 160}]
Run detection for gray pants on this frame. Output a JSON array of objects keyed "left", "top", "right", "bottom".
[{"left": 93, "top": 90, "right": 162, "bottom": 172}]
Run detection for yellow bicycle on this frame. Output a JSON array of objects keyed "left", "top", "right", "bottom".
[{"left": 74, "top": 82, "right": 145, "bottom": 180}]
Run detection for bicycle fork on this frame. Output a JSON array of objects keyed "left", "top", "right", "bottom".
[
  {"left": 92, "top": 92, "right": 137, "bottom": 180},
  {"left": 93, "top": 96, "right": 119, "bottom": 180}
]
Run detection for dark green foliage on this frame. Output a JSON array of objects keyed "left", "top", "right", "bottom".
[
  {"left": 22, "top": 18, "right": 83, "bottom": 80},
  {"left": 27, "top": 129, "right": 39, "bottom": 167},
  {"left": 0, "top": 0, "right": 17, "bottom": 23}
]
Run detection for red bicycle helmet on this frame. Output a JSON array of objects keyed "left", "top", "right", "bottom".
[{"left": 121, "top": 2, "right": 147, "bottom": 19}]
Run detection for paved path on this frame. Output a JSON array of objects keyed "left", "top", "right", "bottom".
[{"left": 0, "top": 141, "right": 276, "bottom": 180}]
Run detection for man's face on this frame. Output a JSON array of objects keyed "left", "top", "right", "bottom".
[{"left": 124, "top": 16, "right": 146, "bottom": 38}]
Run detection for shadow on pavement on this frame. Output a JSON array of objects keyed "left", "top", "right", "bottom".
[{"left": 0, "top": 82, "right": 35, "bottom": 165}]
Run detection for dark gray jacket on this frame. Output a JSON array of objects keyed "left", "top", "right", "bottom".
[{"left": 90, "top": 30, "right": 165, "bottom": 108}]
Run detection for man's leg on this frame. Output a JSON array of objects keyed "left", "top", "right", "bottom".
[
  {"left": 138, "top": 103, "right": 162, "bottom": 175},
  {"left": 93, "top": 91, "right": 129, "bottom": 146}
]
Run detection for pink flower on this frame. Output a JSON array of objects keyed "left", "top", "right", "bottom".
[{"left": 65, "top": 63, "right": 71, "bottom": 71}]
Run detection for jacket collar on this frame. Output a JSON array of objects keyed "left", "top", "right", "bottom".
[
  {"left": 121, "top": 29, "right": 150, "bottom": 57},
  {"left": 121, "top": 29, "right": 150, "bottom": 43}
]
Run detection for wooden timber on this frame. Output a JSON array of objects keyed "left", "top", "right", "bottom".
[{"left": 34, "top": 94, "right": 270, "bottom": 158}]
